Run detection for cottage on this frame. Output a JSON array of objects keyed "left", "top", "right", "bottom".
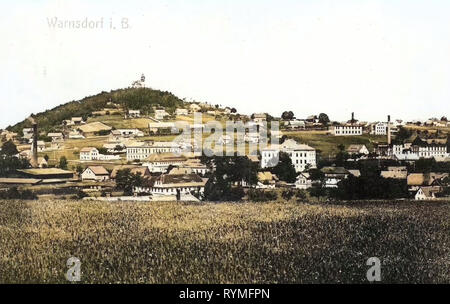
[
  {"left": 321, "top": 166, "right": 350, "bottom": 188},
  {"left": 415, "top": 187, "right": 440, "bottom": 200},
  {"left": 155, "top": 109, "right": 170, "bottom": 120},
  {"left": 47, "top": 132, "right": 64, "bottom": 142},
  {"left": 81, "top": 166, "right": 110, "bottom": 181},
  {"left": 346, "top": 144, "right": 369, "bottom": 155},
  {"left": 256, "top": 171, "right": 279, "bottom": 189},
  {"left": 128, "top": 109, "right": 141, "bottom": 118},
  {"left": 295, "top": 172, "right": 312, "bottom": 189}
]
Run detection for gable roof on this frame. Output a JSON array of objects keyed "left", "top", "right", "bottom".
[{"left": 85, "top": 166, "right": 109, "bottom": 176}]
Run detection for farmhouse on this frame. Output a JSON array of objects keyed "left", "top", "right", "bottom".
[
  {"left": 321, "top": 166, "right": 350, "bottom": 188},
  {"left": 149, "top": 172, "right": 207, "bottom": 197},
  {"left": 178, "top": 158, "right": 209, "bottom": 175},
  {"left": 80, "top": 147, "right": 99, "bottom": 161},
  {"left": 295, "top": 172, "right": 312, "bottom": 189},
  {"left": 346, "top": 144, "right": 369, "bottom": 155},
  {"left": 128, "top": 109, "right": 140, "bottom": 118},
  {"left": 81, "top": 166, "right": 110, "bottom": 181},
  {"left": 47, "top": 132, "right": 64, "bottom": 142},
  {"left": 77, "top": 122, "right": 112, "bottom": 136},
  {"left": 415, "top": 187, "right": 440, "bottom": 200},
  {"left": 256, "top": 171, "right": 278, "bottom": 189},
  {"left": 155, "top": 109, "right": 170, "bottom": 120}
]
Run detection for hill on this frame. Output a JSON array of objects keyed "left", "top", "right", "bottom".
[{"left": 6, "top": 87, "right": 185, "bottom": 135}]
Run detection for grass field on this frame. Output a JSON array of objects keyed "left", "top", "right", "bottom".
[
  {"left": 0, "top": 199, "right": 448, "bottom": 283},
  {"left": 284, "top": 131, "right": 387, "bottom": 157}
]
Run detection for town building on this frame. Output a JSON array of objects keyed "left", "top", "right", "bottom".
[
  {"left": 175, "top": 108, "right": 189, "bottom": 116},
  {"left": 81, "top": 166, "right": 110, "bottom": 181},
  {"left": 126, "top": 141, "right": 183, "bottom": 161},
  {"left": 321, "top": 166, "right": 350, "bottom": 188},
  {"left": 128, "top": 110, "right": 141, "bottom": 118},
  {"left": 47, "top": 132, "right": 64, "bottom": 142},
  {"left": 142, "top": 152, "right": 187, "bottom": 173},
  {"left": 155, "top": 109, "right": 170, "bottom": 120},
  {"left": 80, "top": 147, "right": 99, "bottom": 161},
  {"left": 295, "top": 172, "right": 312, "bottom": 189},
  {"left": 261, "top": 139, "right": 316, "bottom": 173},
  {"left": 346, "top": 144, "right": 369, "bottom": 155}
]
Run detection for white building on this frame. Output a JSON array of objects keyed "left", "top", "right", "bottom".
[
  {"left": 332, "top": 125, "right": 363, "bottom": 136},
  {"left": 346, "top": 144, "right": 369, "bottom": 155},
  {"left": 81, "top": 166, "right": 110, "bottom": 181},
  {"left": 48, "top": 132, "right": 64, "bottom": 142},
  {"left": 261, "top": 139, "right": 316, "bottom": 172},
  {"left": 175, "top": 108, "right": 189, "bottom": 116},
  {"left": 116, "top": 129, "right": 144, "bottom": 137},
  {"left": 142, "top": 153, "right": 187, "bottom": 173},
  {"left": 155, "top": 109, "right": 170, "bottom": 120},
  {"left": 80, "top": 147, "right": 99, "bottom": 161},
  {"left": 372, "top": 122, "right": 388, "bottom": 135},
  {"left": 128, "top": 110, "right": 140, "bottom": 118},
  {"left": 295, "top": 173, "right": 312, "bottom": 189},
  {"left": 126, "top": 141, "right": 183, "bottom": 161}
]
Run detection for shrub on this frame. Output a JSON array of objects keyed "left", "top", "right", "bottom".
[{"left": 248, "top": 189, "right": 277, "bottom": 202}]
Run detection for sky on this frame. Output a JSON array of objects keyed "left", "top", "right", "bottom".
[{"left": 0, "top": 0, "right": 449, "bottom": 128}]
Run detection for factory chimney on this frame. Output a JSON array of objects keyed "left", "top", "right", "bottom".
[
  {"left": 387, "top": 115, "right": 391, "bottom": 145},
  {"left": 351, "top": 112, "right": 355, "bottom": 125},
  {"left": 27, "top": 117, "right": 38, "bottom": 168}
]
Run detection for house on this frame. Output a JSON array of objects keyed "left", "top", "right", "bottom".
[
  {"left": 77, "top": 122, "right": 112, "bottom": 137},
  {"left": 37, "top": 141, "right": 46, "bottom": 152},
  {"left": 252, "top": 113, "right": 267, "bottom": 123},
  {"left": 142, "top": 152, "right": 187, "bottom": 173},
  {"left": 189, "top": 103, "right": 201, "bottom": 113},
  {"left": 261, "top": 139, "right": 316, "bottom": 173},
  {"left": 135, "top": 172, "right": 208, "bottom": 198},
  {"left": 175, "top": 108, "right": 189, "bottom": 116},
  {"left": 80, "top": 147, "right": 99, "bottom": 161},
  {"left": 348, "top": 169, "right": 361, "bottom": 177},
  {"left": 47, "top": 132, "right": 64, "bottom": 142},
  {"left": 332, "top": 124, "right": 363, "bottom": 136},
  {"left": 116, "top": 129, "right": 145, "bottom": 138},
  {"left": 22, "top": 128, "right": 34, "bottom": 142},
  {"left": 346, "top": 144, "right": 369, "bottom": 155},
  {"left": 149, "top": 122, "right": 178, "bottom": 134},
  {"left": 128, "top": 110, "right": 140, "bottom": 118},
  {"left": 295, "top": 172, "right": 312, "bottom": 189},
  {"left": 407, "top": 172, "right": 448, "bottom": 192},
  {"left": 256, "top": 171, "right": 279, "bottom": 189},
  {"left": 178, "top": 159, "right": 209, "bottom": 175},
  {"left": 321, "top": 166, "right": 350, "bottom": 188},
  {"left": 81, "top": 166, "right": 110, "bottom": 181},
  {"left": 37, "top": 157, "right": 48, "bottom": 168},
  {"left": 381, "top": 170, "right": 407, "bottom": 179},
  {"left": 71, "top": 117, "right": 84, "bottom": 125},
  {"left": 371, "top": 122, "right": 388, "bottom": 135},
  {"left": 126, "top": 141, "right": 182, "bottom": 161},
  {"left": 286, "top": 120, "right": 306, "bottom": 129},
  {"left": 68, "top": 130, "right": 85, "bottom": 139},
  {"left": 415, "top": 186, "right": 440, "bottom": 200},
  {"left": 155, "top": 109, "right": 170, "bottom": 120}
]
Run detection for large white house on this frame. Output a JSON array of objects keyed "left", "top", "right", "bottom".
[
  {"left": 80, "top": 147, "right": 99, "bottom": 161},
  {"left": 142, "top": 153, "right": 187, "bottom": 173},
  {"left": 332, "top": 125, "right": 363, "bottom": 136},
  {"left": 261, "top": 139, "right": 316, "bottom": 172},
  {"left": 126, "top": 141, "right": 183, "bottom": 161},
  {"left": 372, "top": 122, "right": 387, "bottom": 135}
]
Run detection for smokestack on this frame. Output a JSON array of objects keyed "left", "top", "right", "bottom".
[
  {"left": 387, "top": 115, "right": 391, "bottom": 145},
  {"left": 28, "top": 117, "right": 38, "bottom": 168}
]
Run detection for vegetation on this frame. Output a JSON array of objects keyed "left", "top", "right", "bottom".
[
  {"left": 0, "top": 199, "right": 448, "bottom": 283},
  {"left": 7, "top": 88, "right": 184, "bottom": 134},
  {"left": 268, "top": 152, "right": 297, "bottom": 183},
  {"left": 115, "top": 169, "right": 145, "bottom": 196}
]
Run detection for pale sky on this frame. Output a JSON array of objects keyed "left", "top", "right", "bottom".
[{"left": 1, "top": 0, "right": 449, "bottom": 128}]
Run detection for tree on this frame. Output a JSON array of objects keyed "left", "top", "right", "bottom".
[
  {"left": 59, "top": 156, "right": 68, "bottom": 170},
  {"left": 230, "top": 108, "right": 237, "bottom": 113},
  {"left": 281, "top": 111, "right": 294, "bottom": 120},
  {"left": 318, "top": 113, "right": 330, "bottom": 125},
  {"left": 0, "top": 140, "right": 18, "bottom": 156},
  {"left": 441, "top": 116, "right": 447, "bottom": 122},
  {"left": 116, "top": 169, "right": 144, "bottom": 195},
  {"left": 269, "top": 152, "right": 297, "bottom": 183}
]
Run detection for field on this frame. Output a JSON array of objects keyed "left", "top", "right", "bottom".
[
  {"left": 0, "top": 199, "right": 448, "bottom": 283},
  {"left": 284, "top": 131, "right": 387, "bottom": 157}
]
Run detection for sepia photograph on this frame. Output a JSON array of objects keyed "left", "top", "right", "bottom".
[{"left": 0, "top": 0, "right": 449, "bottom": 298}]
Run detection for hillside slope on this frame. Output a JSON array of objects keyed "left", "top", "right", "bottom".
[{"left": 7, "top": 88, "right": 184, "bottom": 134}]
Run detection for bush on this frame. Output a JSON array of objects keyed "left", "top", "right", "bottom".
[
  {"left": 0, "top": 187, "right": 37, "bottom": 200},
  {"left": 248, "top": 189, "right": 277, "bottom": 202}
]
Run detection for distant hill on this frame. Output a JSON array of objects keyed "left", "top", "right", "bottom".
[{"left": 7, "top": 88, "right": 185, "bottom": 134}]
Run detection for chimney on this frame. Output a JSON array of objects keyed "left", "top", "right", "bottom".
[
  {"left": 28, "top": 117, "right": 38, "bottom": 168},
  {"left": 387, "top": 115, "right": 391, "bottom": 145},
  {"left": 351, "top": 112, "right": 354, "bottom": 121}
]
